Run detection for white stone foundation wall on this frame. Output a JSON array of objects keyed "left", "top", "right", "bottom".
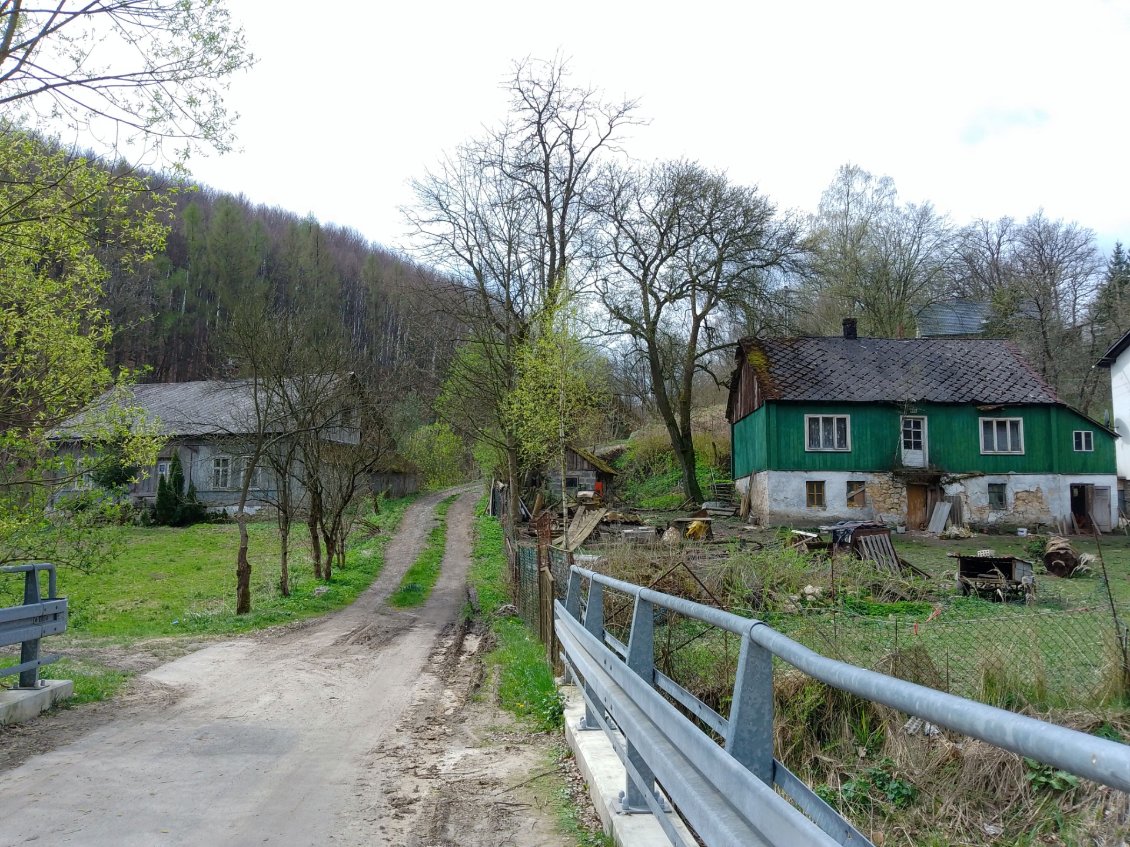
[{"left": 740, "top": 470, "right": 1118, "bottom": 529}]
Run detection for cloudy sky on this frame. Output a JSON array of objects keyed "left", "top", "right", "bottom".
[{"left": 188, "top": 0, "right": 1130, "bottom": 253}]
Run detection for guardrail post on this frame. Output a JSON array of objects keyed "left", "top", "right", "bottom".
[
  {"left": 18, "top": 567, "right": 42, "bottom": 689},
  {"left": 577, "top": 579, "right": 604, "bottom": 731},
  {"left": 725, "top": 629, "right": 774, "bottom": 784},
  {"left": 619, "top": 596, "right": 669, "bottom": 814}
]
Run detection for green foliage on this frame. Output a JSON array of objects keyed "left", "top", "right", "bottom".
[
  {"left": 402, "top": 423, "right": 466, "bottom": 489},
  {"left": 152, "top": 454, "right": 206, "bottom": 527},
  {"left": 389, "top": 495, "right": 457, "bottom": 607},
  {"left": 0, "top": 130, "right": 164, "bottom": 567},
  {"left": 820, "top": 760, "right": 918, "bottom": 814},
  {"left": 1023, "top": 758, "right": 1080, "bottom": 793},
  {"left": 505, "top": 302, "right": 609, "bottom": 473}
]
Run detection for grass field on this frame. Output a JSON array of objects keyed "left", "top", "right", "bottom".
[{"left": 3, "top": 496, "right": 416, "bottom": 702}]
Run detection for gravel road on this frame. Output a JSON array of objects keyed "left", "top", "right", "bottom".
[{"left": 0, "top": 485, "right": 569, "bottom": 847}]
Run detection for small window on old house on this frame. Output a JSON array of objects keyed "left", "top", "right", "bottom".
[
  {"left": 212, "top": 456, "right": 231, "bottom": 490},
  {"left": 806, "top": 480, "right": 826, "bottom": 508},
  {"left": 988, "top": 483, "right": 1007, "bottom": 510},
  {"left": 846, "top": 480, "right": 866, "bottom": 508},
  {"left": 565, "top": 476, "right": 579, "bottom": 491},
  {"left": 1074, "top": 430, "right": 1094, "bottom": 452},
  {"left": 156, "top": 460, "right": 170, "bottom": 479}
]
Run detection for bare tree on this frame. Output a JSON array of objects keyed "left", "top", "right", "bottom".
[
  {"left": 406, "top": 56, "right": 638, "bottom": 523},
  {"left": 0, "top": 0, "right": 252, "bottom": 158},
  {"left": 802, "top": 164, "right": 956, "bottom": 337},
  {"left": 596, "top": 160, "right": 800, "bottom": 503}
]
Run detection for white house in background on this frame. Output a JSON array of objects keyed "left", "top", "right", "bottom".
[{"left": 1098, "top": 331, "right": 1130, "bottom": 513}]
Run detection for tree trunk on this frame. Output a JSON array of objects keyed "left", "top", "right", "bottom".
[
  {"left": 673, "top": 429, "right": 704, "bottom": 505},
  {"left": 235, "top": 515, "right": 252, "bottom": 614},
  {"left": 308, "top": 513, "right": 323, "bottom": 580},
  {"left": 322, "top": 527, "right": 335, "bottom": 581},
  {"left": 506, "top": 440, "right": 521, "bottom": 526},
  {"left": 278, "top": 516, "right": 291, "bottom": 597}
]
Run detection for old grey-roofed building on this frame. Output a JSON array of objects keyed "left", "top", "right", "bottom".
[
  {"left": 727, "top": 325, "right": 1117, "bottom": 530},
  {"left": 52, "top": 379, "right": 360, "bottom": 512}
]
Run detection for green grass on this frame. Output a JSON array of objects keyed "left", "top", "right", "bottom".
[
  {"left": 2, "top": 497, "right": 417, "bottom": 707},
  {"left": 388, "top": 494, "right": 458, "bottom": 607},
  {"left": 469, "top": 497, "right": 563, "bottom": 731},
  {"left": 39, "top": 657, "right": 130, "bottom": 704},
  {"left": 467, "top": 497, "right": 510, "bottom": 615}
]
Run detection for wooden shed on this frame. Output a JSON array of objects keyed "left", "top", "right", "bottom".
[{"left": 545, "top": 446, "right": 619, "bottom": 499}]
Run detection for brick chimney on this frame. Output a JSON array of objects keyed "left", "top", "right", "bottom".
[{"left": 842, "top": 318, "right": 858, "bottom": 339}]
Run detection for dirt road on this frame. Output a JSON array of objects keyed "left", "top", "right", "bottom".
[{"left": 0, "top": 487, "right": 570, "bottom": 847}]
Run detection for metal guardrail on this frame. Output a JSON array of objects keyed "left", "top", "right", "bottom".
[
  {"left": 0, "top": 563, "right": 68, "bottom": 688},
  {"left": 557, "top": 565, "right": 1130, "bottom": 847}
]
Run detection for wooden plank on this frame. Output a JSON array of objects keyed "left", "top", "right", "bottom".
[
  {"left": 926, "top": 501, "right": 951, "bottom": 534},
  {"left": 553, "top": 507, "right": 608, "bottom": 552}
]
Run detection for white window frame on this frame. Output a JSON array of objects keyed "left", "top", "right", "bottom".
[
  {"left": 805, "top": 415, "right": 851, "bottom": 452},
  {"left": 212, "top": 456, "right": 232, "bottom": 490},
  {"left": 156, "top": 460, "right": 171, "bottom": 480},
  {"left": 1073, "top": 430, "right": 1094, "bottom": 452},
  {"left": 979, "top": 417, "right": 1024, "bottom": 454}
]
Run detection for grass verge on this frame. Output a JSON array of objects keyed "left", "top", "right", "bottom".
[
  {"left": 468, "top": 497, "right": 609, "bottom": 845},
  {"left": 6, "top": 496, "right": 416, "bottom": 706},
  {"left": 389, "top": 494, "right": 458, "bottom": 607}
]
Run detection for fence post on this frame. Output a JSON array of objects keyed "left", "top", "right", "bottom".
[
  {"left": 18, "top": 568, "right": 42, "bottom": 689},
  {"left": 725, "top": 628, "right": 774, "bottom": 784},
  {"left": 578, "top": 579, "right": 604, "bottom": 731},
  {"left": 619, "top": 596, "right": 668, "bottom": 813}
]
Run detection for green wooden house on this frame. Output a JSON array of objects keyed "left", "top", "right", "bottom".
[{"left": 726, "top": 322, "right": 1117, "bottom": 530}]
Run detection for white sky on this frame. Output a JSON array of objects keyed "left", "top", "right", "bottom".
[{"left": 187, "top": 0, "right": 1130, "bottom": 254}]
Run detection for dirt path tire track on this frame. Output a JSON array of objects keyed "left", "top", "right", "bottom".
[{"left": 0, "top": 483, "right": 570, "bottom": 847}]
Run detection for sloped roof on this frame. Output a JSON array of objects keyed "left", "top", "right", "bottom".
[
  {"left": 1098, "top": 328, "right": 1130, "bottom": 367},
  {"left": 737, "top": 337, "right": 1059, "bottom": 405},
  {"left": 916, "top": 299, "right": 990, "bottom": 337},
  {"left": 52, "top": 380, "right": 266, "bottom": 439},
  {"left": 568, "top": 445, "right": 619, "bottom": 476}
]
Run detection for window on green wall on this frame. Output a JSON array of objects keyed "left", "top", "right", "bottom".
[
  {"left": 1073, "top": 430, "right": 1094, "bottom": 452},
  {"left": 806, "top": 480, "right": 826, "bottom": 508},
  {"left": 980, "top": 418, "right": 1023, "bottom": 454},
  {"left": 805, "top": 415, "right": 850, "bottom": 451}
]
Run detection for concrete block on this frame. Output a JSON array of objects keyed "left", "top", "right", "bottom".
[
  {"left": 0, "top": 679, "right": 73, "bottom": 726},
  {"left": 562, "top": 685, "right": 695, "bottom": 847}
]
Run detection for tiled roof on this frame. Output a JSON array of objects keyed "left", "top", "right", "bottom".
[
  {"left": 739, "top": 337, "right": 1059, "bottom": 405},
  {"left": 52, "top": 380, "right": 267, "bottom": 439}
]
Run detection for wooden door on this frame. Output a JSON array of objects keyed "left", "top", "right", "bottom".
[{"left": 907, "top": 484, "right": 928, "bottom": 529}]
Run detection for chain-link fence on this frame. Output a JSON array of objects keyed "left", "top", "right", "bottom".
[{"left": 499, "top": 510, "right": 1130, "bottom": 711}]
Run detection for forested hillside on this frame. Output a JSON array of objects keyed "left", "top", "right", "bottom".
[{"left": 100, "top": 184, "right": 456, "bottom": 395}]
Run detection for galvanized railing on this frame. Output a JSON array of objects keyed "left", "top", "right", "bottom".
[
  {"left": 1, "top": 564, "right": 68, "bottom": 688},
  {"left": 557, "top": 565, "right": 1130, "bottom": 847}
]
